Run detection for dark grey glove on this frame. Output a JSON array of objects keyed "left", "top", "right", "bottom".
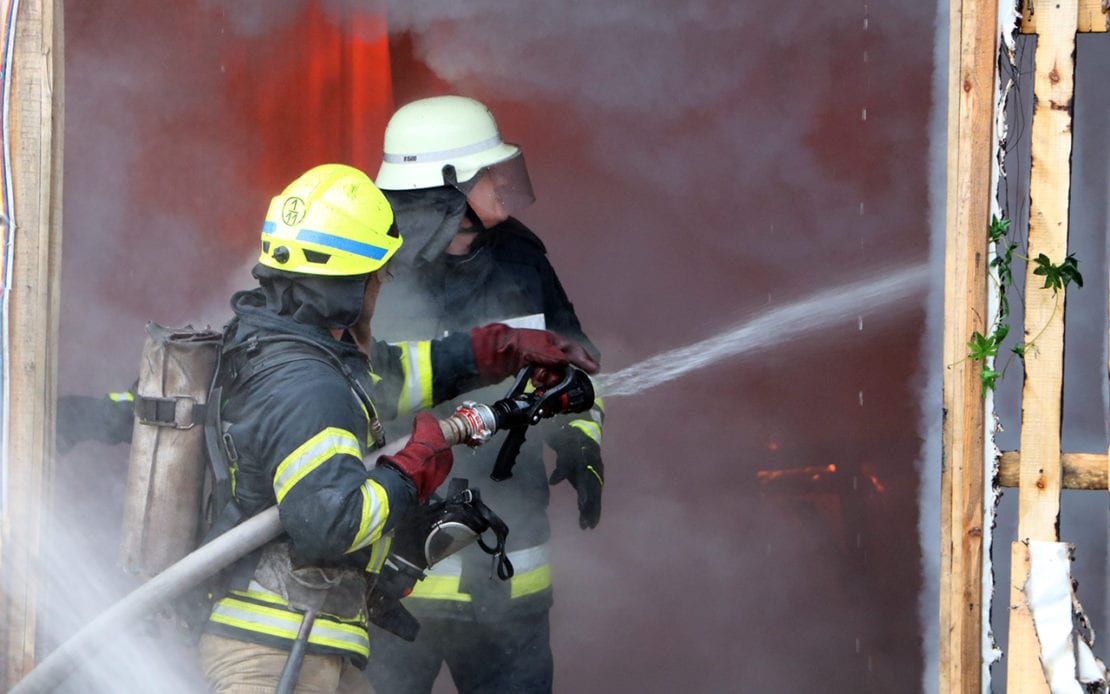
[{"left": 548, "top": 426, "right": 604, "bottom": 529}]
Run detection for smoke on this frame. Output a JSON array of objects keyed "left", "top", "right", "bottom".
[
  {"left": 915, "top": 0, "right": 950, "bottom": 690},
  {"left": 61, "top": 3, "right": 264, "bottom": 397},
  {"left": 386, "top": 2, "right": 781, "bottom": 111},
  {"left": 45, "top": 0, "right": 941, "bottom": 691},
  {"left": 383, "top": 0, "right": 933, "bottom": 271}
]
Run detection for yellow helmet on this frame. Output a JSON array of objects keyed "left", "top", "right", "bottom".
[{"left": 258, "top": 164, "right": 402, "bottom": 276}]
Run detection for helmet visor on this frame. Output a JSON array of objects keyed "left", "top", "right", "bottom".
[{"left": 454, "top": 151, "right": 535, "bottom": 220}]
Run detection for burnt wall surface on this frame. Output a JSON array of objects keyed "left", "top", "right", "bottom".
[{"left": 54, "top": 0, "right": 936, "bottom": 691}]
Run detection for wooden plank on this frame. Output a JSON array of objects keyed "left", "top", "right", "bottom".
[
  {"left": 1016, "top": 0, "right": 1075, "bottom": 552},
  {"left": 0, "top": 0, "right": 63, "bottom": 688},
  {"left": 997, "top": 451, "right": 1107, "bottom": 489},
  {"left": 1008, "top": 541, "right": 1043, "bottom": 692},
  {"left": 1021, "top": 0, "right": 1108, "bottom": 33},
  {"left": 939, "top": 0, "right": 998, "bottom": 689},
  {"left": 1008, "top": 0, "right": 1077, "bottom": 689}
]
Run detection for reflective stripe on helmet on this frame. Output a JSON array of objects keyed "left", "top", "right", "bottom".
[
  {"left": 294, "top": 227, "right": 392, "bottom": 261},
  {"left": 261, "top": 222, "right": 393, "bottom": 261},
  {"left": 382, "top": 134, "right": 503, "bottom": 164}
]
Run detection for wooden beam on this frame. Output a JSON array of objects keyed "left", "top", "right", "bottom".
[
  {"left": 940, "top": 0, "right": 998, "bottom": 689},
  {"left": 1021, "top": 0, "right": 1108, "bottom": 33},
  {"left": 1016, "top": 0, "right": 1075, "bottom": 558},
  {"left": 997, "top": 451, "right": 1107, "bottom": 489},
  {"left": 1007, "top": 0, "right": 1077, "bottom": 688},
  {"left": 0, "top": 0, "right": 63, "bottom": 688}
]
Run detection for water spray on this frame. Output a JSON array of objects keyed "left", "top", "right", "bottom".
[{"left": 592, "top": 263, "right": 929, "bottom": 397}]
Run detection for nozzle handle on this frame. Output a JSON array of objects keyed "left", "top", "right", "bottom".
[{"left": 490, "top": 427, "right": 527, "bottom": 481}]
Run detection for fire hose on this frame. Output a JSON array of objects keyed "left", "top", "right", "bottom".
[{"left": 10, "top": 366, "right": 594, "bottom": 694}]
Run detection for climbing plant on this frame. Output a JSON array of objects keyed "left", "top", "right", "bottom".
[{"left": 966, "top": 214, "right": 1083, "bottom": 396}]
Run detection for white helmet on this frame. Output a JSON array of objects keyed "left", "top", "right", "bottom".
[{"left": 376, "top": 95, "right": 524, "bottom": 191}]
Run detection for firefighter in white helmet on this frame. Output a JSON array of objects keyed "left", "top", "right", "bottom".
[
  {"left": 193, "top": 163, "right": 597, "bottom": 693},
  {"left": 366, "top": 96, "right": 605, "bottom": 693}
]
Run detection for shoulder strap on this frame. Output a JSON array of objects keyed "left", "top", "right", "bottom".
[{"left": 220, "top": 333, "right": 386, "bottom": 447}]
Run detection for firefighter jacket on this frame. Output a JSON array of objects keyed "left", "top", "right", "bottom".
[
  {"left": 373, "top": 217, "right": 603, "bottom": 623},
  {"left": 203, "top": 286, "right": 483, "bottom": 666}
]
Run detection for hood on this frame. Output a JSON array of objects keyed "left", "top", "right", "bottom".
[{"left": 248, "top": 263, "right": 370, "bottom": 329}]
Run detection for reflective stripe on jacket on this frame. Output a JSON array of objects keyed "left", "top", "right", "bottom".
[
  {"left": 407, "top": 543, "right": 553, "bottom": 602},
  {"left": 208, "top": 588, "right": 371, "bottom": 662}
]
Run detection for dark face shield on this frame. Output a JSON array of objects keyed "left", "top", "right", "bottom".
[{"left": 452, "top": 151, "right": 536, "bottom": 223}]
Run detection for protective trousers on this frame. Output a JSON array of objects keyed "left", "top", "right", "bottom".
[
  {"left": 199, "top": 633, "right": 374, "bottom": 694},
  {"left": 365, "top": 611, "right": 552, "bottom": 694}
]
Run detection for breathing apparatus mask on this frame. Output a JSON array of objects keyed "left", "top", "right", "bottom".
[{"left": 367, "top": 479, "right": 511, "bottom": 641}]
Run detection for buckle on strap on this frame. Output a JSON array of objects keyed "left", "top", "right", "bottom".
[{"left": 135, "top": 394, "right": 206, "bottom": 429}]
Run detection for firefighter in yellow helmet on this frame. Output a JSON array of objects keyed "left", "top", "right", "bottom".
[
  {"left": 366, "top": 97, "right": 605, "bottom": 693},
  {"left": 196, "top": 164, "right": 597, "bottom": 693}
]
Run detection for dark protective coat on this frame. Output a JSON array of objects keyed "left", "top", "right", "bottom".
[
  {"left": 371, "top": 217, "right": 599, "bottom": 622},
  {"left": 203, "top": 285, "right": 483, "bottom": 666}
]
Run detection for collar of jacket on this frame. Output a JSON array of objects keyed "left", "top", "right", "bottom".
[{"left": 228, "top": 288, "right": 365, "bottom": 362}]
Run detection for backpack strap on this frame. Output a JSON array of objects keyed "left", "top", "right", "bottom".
[{"left": 223, "top": 334, "right": 382, "bottom": 446}]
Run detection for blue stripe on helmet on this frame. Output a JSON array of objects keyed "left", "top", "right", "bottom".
[{"left": 295, "top": 228, "right": 389, "bottom": 260}]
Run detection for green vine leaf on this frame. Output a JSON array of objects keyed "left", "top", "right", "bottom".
[
  {"left": 989, "top": 215, "right": 1011, "bottom": 242},
  {"left": 967, "top": 330, "right": 999, "bottom": 361},
  {"left": 989, "top": 242, "right": 1018, "bottom": 289},
  {"left": 966, "top": 215, "right": 1083, "bottom": 396},
  {"left": 993, "top": 323, "right": 1009, "bottom": 344},
  {"left": 980, "top": 367, "right": 1000, "bottom": 397},
  {"left": 1032, "top": 253, "right": 1084, "bottom": 293}
]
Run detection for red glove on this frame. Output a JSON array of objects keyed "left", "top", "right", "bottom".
[
  {"left": 377, "top": 412, "right": 453, "bottom": 503},
  {"left": 470, "top": 323, "right": 599, "bottom": 387}
]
